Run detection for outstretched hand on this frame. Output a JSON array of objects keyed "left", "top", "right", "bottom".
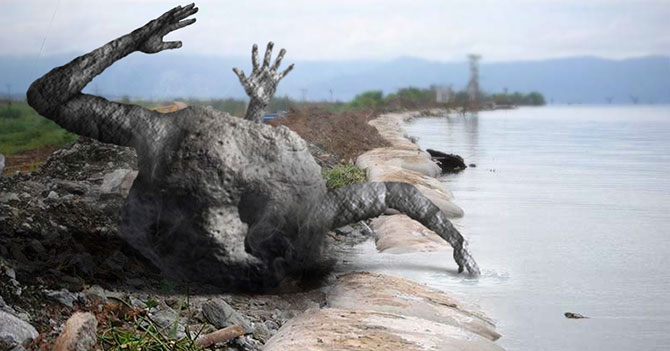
[
  {"left": 233, "top": 42, "right": 294, "bottom": 103},
  {"left": 137, "top": 3, "right": 198, "bottom": 54}
]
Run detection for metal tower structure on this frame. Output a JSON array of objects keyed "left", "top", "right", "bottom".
[{"left": 467, "top": 54, "right": 481, "bottom": 110}]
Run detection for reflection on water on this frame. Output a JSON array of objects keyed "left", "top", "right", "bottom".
[{"left": 350, "top": 106, "right": 670, "bottom": 350}]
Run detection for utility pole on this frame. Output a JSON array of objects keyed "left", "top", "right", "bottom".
[
  {"left": 329, "top": 89, "right": 333, "bottom": 103},
  {"left": 467, "top": 54, "right": 481, "bottom": 111},
  {"left": 6, "top": 84, "right": 11, "bottom": 108},
  {"left": 300, "top": 88, "right": 308, "bottom": 102}
]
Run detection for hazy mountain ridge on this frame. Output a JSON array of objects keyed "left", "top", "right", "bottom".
[{"left": 1, "top": 54, "right": 668, "bottom": 103}]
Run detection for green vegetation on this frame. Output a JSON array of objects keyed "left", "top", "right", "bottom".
[
  {"left": 347, "top": 87, "right": 546, "bottom": 111},
  {"left": 489, "top": 91, "right": 546, "bottom": 106},
  {"left": 0, "top": 102, "right": 78, "bottom": 155},
  {"left": 387, "top": 87, "right": 435, "bottom": 105},
  {"left": 98, "top": 296, "right": 205, "bottom": 351},
  {"left": 0, "top": 85, "right": 545, "bottom": 163},
  {"left": 349, "top": 90, "right": 384, "bottom": 109},
  {"left": 99, "top": 316, "right": 205, "bottom": 351},
  {"left": 322, "top": 163, "right": 367, "bottom": 190}
]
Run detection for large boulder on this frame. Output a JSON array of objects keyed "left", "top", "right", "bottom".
[
  {"left": 264, "top": 272, "right": 503, "bottom": 350},
  {"left": 328, "top": 272, "right": 501, "bottom": 341},
  {"left": 52, "top": 312, "right": 97, "bottom": 351},
  {"left": 0, "top": 310, "right": 39, "bottom": 349},
  {"left": 0, "top": 153, "right": 5, "bottom": 175},
  {"left": 370, "top": 214, "right": 451, "bottom": 253}
]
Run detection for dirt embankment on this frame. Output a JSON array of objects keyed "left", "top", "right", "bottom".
[
  {"left": 270, "top": 107, "right": 390, "bottom": 163},
  {"left": 0, "top": 134, "right": 372, "bottom": 350}
]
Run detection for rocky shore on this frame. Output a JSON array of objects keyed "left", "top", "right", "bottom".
[
  {"left": 263, "top": 109, "right": 502, "bottom": 350},
  {"left": 0, "top": 109, "right": 501, "bottom": 350}
]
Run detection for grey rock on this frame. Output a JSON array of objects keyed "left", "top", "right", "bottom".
[
  {"left": 99, "top": 169, "right": 137, "bottom": 195},
  {"left": 46, "top": 191, "right": 59, "bottom": 200},
  {"left": 52, "top": 312, "right": 97, "bottom": 351},
  {"left": 564, "top": 312, "right": 588, "bottom": 319},
  {"left": 201, "top": 298, "right": 253, "bottom": 332},
  {"left": 0, "top": 153, "right": 4, "bottom": 175},
  {"left": 128, "top": 296, "right": 147, "bottom": 309},
  {"left": 44, "top": 289, "right": 80, "bottom": 308},
  {"left": 55, "top": 180, "right": 88, "bottom": 195},
  {"left": 3, "top": 266, "right": 16, "bottom": 280},
  {"left": 0, "top": 310, "right": 38, "bottom": 349},
  {"left": 0, "top": 192, "right": 19, "bottom": 204},
  {"left": 264, "top": 320, "right": 280, "bottom": 331},
  {"left": 82, "top": 285, "right": 107, "bottom": 303},
  {"left": 233, "top": 335, "right": 264, "bottom": 351},
  {"left": 149, "top": 304, "right": 185, "bottom": 339},
  {"left": 253, "top": 322, "right": 274, "bottom": 343}
]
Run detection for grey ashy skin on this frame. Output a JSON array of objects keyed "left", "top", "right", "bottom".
[
  {"left": 233, "top": 43, "right": 294, "bottom": 123},
  {"left": 27, "top": 4, "right": 479, "bottom": 290}
]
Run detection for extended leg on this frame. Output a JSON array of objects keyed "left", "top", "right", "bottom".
[{"left": 320, "top": 182, "right": 480, "bottom": 275}]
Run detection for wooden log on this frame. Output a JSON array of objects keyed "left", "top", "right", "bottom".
[{"left": 195, "top": 325, "right": 246, "bottom": 347}]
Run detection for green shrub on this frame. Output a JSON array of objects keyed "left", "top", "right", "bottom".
[
  {"left": 322, "top": 163, "right": 367, "bottom": 190},
  {"left": 349, "top": 91, "right": 384, "bottom": 109}
]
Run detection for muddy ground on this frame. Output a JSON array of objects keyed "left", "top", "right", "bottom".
[{"left": 0, "top": 106, "right": 390, "bottom": 350}]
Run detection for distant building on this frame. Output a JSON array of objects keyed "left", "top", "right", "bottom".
[{"left": 432, "top": 85, "right": 453, "bottom": 103}]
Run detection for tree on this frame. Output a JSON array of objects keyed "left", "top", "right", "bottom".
[
  {"left": 350, "top": 90, "right": 384, "bottom": 109},
  {"left": 524, "top": 91, "right": 546, "bottom": 106}
]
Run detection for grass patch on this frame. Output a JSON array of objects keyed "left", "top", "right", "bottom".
[
  {"left": 0, "top": 102, "right": 78, "bottom": 155},
  {"left": 98, "top": 298, "right": 206, "bottom": 351},
  {"left": 99, "top": 317, "right": 206, "bottom": 351},
  {"left": 322, "top": 163, "right": 367, "bottom": 190}
]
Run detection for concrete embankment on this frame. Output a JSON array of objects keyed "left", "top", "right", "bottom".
[
  {"left": 264, "top": 110, "right": 502, "bottom": 350},
  {"left": 356, "top": 111, "right": 464, "bottom": 218}
]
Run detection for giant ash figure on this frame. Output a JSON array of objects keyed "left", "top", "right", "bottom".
[{"left": 27, "top": 4, "right": 479, "bottom": 290}]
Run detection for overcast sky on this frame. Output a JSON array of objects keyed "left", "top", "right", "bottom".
[{"left": 2, "top": 0, "right": 669, "bottom": 62}]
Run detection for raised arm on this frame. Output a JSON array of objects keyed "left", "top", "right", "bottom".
[
  {"left": 233, "top": 42, "right": 294, "bottom": 123},
  {"left": 26, "top": 4, "right": 198, "bottom": 147}
]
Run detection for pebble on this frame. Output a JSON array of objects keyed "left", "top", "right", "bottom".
[{"left": 202, "top": 298, "right": 253, "bottom": 332}]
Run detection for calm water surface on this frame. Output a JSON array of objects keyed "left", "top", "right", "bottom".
[{"left": 342, "top": 106, "right": 670, "bottom": 350}]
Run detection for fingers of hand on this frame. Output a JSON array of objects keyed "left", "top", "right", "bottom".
[
  {"left": 263, "top": 42, "right": 274, "bottom": 68},
  {"left": 160, "top": 41, "right": 182, "bottom": 51},
  {"left": 158, "top": 5, "right": 182, "bottom": 21},
  {"left": 252, "top": 44, "right": 259, "bottom": 71},
  {"left": 278, "top": 63, "right": 294, "bottom": 79},
  {"left": 174, "top": 3, "right": 198, "bottom": 21},
  {"left": 167, "top": 18, "right": 196, "bottom": 34},
  {"left": 233, "top": 68, "right": 247, "bottom": 84},
  {"left": 271, "top": 48, "right": 286, "bottom": 71}
]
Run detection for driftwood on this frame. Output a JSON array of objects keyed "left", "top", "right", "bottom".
[
  {"left": 195, "top": 325, "right": 246, "bottom": 347},
  {"left": 27, "top": 3, "right": 479, "bottom": 290}
]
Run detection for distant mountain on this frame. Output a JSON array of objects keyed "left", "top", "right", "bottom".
[{"left": 1, "top": 53, "right": 668, "bottom": 104}]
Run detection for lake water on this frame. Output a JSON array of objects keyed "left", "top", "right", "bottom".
[{"left": 341, "top": 106, "right": 670, "bottom": 350}]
